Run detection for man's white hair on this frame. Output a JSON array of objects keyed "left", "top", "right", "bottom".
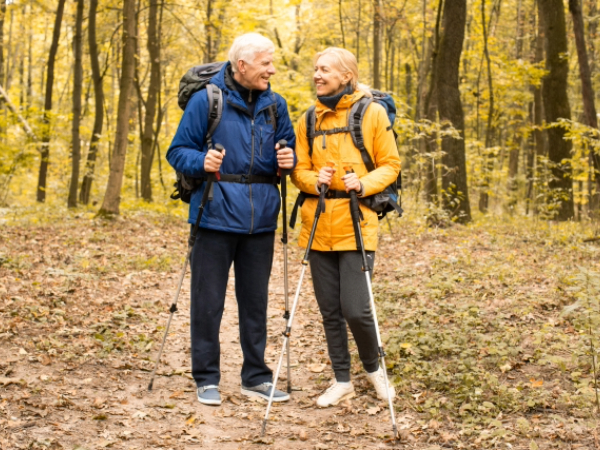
[{"left": 228, "top": 33, "right": 275, "bottom": 73}]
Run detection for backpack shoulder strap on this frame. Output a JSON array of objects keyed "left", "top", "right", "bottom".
[
  {"left": 305, "top": 106, "right": 316, "bottom": 157},
  {"left": 205, "top": 84, "right": 223, "bottom": 149},
  {"left": 348, "top": 97, "right": 375, "bottom": 172}
]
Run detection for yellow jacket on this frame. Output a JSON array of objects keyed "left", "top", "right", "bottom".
[{"left": 291, "top": 90, "right": 401, "bottom": 252}]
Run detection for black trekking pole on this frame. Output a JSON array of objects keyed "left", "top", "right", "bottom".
[
  {"left": 261, "top": 177, "right": 329, "bottom": 437},
  {"left": 345, "top": 166, "right": 399, "bottom": 441},
  {"left": 277, "top": 139, "right": 292, "bottom": 394},
  {"left": 148, "top": 143, "right": 224, "bottom": 392}
]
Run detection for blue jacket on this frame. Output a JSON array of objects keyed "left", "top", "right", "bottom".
[{"left": 166, "top": 63, "right": 296, "bottom": 234}]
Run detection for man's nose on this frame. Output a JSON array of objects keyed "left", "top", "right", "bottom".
[{"left": 268, "top": 63, "right": 276, "bottom": 75}]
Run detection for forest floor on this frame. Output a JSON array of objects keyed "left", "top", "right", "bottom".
[{"left": 1, "top": 206, "right": 600, "bottom": 450}]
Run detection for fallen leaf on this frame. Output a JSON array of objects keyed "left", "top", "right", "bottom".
[
  {"left": 366, "top": 406, "right": 381, "bottom": 415},
  {"left": 0, "top": 377, "right": 25, "bottom": 387},
  {"left": 169, "top": 390, "right": 185, "bottom": 399},
  {"left": 307, "top": 363, "right": 326, "bottom": 373},
  {"left": 529, "top": 378, "right": 544, "bottom": 388}
]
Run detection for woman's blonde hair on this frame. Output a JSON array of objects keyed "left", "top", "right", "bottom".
[{"left": 314, "top": 47, "right": 372, "bottom": 97}]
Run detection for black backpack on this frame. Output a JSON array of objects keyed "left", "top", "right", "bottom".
[
  {"left": 289, "top": 91, "right": 403, "bottom": 227},
  {"left": 170, "top": 62, "right": 278, "bottom": 203}
]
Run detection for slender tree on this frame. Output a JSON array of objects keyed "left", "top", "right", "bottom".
[
  {"left": 98, "top": 0, "right": 137, "bottom": 216},
  {"left": 569, "top": 0, "right": 600, "bottom": 216},
  {"left": 140, "top": 0, "right": 161, "bottom": 202},
  {"left": 372, "top": 0, "right": 382, "bottom": 89},
  {"left": 80, "top": 0, "right": 104, "bottom": 205},
  {"left": 36, "top": 0, "right": 66, "bottom": 203},
  {"left": 538, "top": 0, "right": 574, "bottom": 220},
  {"left": 68, "top": 0, "right": 84, "bottom": 208},
  {"left": 478, "top": 0, "right": 496, "bottom": 213},
  {"left": 436, "top": 0, "right": 471, "bottom": 222}
]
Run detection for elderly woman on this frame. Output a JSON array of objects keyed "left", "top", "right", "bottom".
[
  {"left": 167, "top": 33, "right": 296, "bottom": 406},
  {"left": 291, "top": 47, "right": 401, "bottom": 407}
]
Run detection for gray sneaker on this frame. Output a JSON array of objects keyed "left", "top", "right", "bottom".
[
  {"left": 241, "top": 382, "right": 290, "bottom": 402},
  {"left": 197, "top": 385, "right": 221, "bottom": 406}
]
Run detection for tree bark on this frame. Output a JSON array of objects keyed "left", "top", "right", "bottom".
[
  {"left": 0, "top": 0, "right": 6, "bottom": 134},
  {"left": 372, "top": 0, "right": 382, "bottom": 89},
  {"left": 436, "top": 0, "right": 471, "bottom": 222},
  {"left": 339, "top": 0, "right": 345, "bottom": 48},
  {"left": 569, "top": 0, "right": 600, "bottom": 217},
  {"left": 539, "top": 0, "right": 574, "bottom": 220},
  {"left": 98, "top": 0, "right": 137, "bottom": 216},
  {"left": 80, "top": 0, "right": 105, "bottom": 205},
  {"left": 506, "top": 0, "right": 523, "bottom": 202},
  {"left": 68, "top": 0, "right": 84, "bottom": 208},
  {"left": 140, "top": 0, "right": 161, "bottom": 202},
  {"left": 478, "top": 0, "right": 496, "bottom": 213},
  {"left": 36, "top": 0, "right": 66, "bottom": 203}
]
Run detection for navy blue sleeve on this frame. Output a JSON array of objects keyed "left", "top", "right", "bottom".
[
  {"left": 274, "top": 94, "right": 297, "bottom": 175},
  {"left": 166, "top": 90, "right": 210, "bottom": 178}
]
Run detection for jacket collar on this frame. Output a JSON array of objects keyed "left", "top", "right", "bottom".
[
  {"left": 314, "top": 89, "right": 366, "bottom": 118},
  {"left": 211, "top": 62, "right": 275, "bottom": 115}
]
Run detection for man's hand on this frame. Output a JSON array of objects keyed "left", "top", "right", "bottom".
[
  {"left": 317, "top": 166, "right": 336, "bottom": 190},
  {"left": 342, "top": 172, "right": 362, "bottom": 193},
  {"left": 276, "top": 143, "right": 294, "bottom": 169},
  {"left": 204, "top": 148, "right": 226, "bottom": 172}
]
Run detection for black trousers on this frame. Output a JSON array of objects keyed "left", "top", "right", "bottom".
[
  {"left": 189, "top": 228, "right": 274, "bottom": 387},
  {"left": 309, "top": 250, "right": 379, "bottom": 382}
]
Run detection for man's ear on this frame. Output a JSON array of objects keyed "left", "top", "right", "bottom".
[{"left": 237, "top": 60, "right": 245, "bottom": 75}]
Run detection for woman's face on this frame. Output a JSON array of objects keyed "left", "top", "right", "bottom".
[{"left": 314, "top": 54, "right": 350, "bottom": 97}]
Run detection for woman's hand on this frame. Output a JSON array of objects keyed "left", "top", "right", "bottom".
[
  {"left": 204, "top": 148, "right": 226, "bottom": 172},
  {"left": 317, "top": 166, "right": 336, "bottom": 190},
  {"left": 342, "top": 172, "right": 362, "bottom": 193}
]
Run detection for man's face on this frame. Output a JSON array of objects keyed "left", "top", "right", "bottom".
[{"left": 238, "top": 51, "right": 276, "bottom": 91}]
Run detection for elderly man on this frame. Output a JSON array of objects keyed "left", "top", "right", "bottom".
[{"left": 166, "top": 33, "right": 296, "bottom": 406}]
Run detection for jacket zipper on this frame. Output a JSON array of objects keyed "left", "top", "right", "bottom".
[
  {"left": 249, "top": 119, "right": 255, "bottom": 234},
  {"left": 226, "top": 99, "right": 276, "bottom": 234}
]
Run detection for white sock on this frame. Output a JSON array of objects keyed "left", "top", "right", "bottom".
[{"left": 336, "top": 381, "right": 351, "bottom": 386}]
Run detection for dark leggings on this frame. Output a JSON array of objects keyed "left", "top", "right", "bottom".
[{"left": 309, "top": 250, "right": 379, "bottom": 382}]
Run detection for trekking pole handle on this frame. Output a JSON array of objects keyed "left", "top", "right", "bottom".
[
  {"left": 345, "top": 166, "right": 366, "bottom": 257},
  {"left": 278, "top": 140, "right": 289, "bottom": 244}
]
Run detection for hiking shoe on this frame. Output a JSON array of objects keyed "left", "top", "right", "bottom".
[
  {"left": 197, "top": 385, "right": 221, "bottom": 406},
  {"left": 316, "top": 381, "right": 355, "bottom": 407},
  {"left": 367, "top": 367, "right": 395, "bottom": 401},
  {"left": 241, "top": 382, "right": 290, "bottom": 402}
]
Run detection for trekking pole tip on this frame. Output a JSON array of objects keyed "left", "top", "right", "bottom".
[
  {"left": 147, "top": 380, "right": 154, "bottom": 391},
  {"left": 260, "top": 420, "right": 267, "bottom": 437}
]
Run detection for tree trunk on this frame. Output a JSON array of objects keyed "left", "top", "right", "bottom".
[
  {"left": 68, "top": 0, "right": 84, "bottom": 208},
  {"left": 506, "top": 0, "right": 523, "bottom": 205},
  {"left": 372, "top": 0, "right": 382, "bottom": 89},
  {"left": 436, "top": 0, "right": 471, "bottom": 223},
  {"left": 539, "top": 0, "right": 574, "bottom": 221},
  {"left": 140, "top": 0, "right": 161, "bottom": 202},
  {"left": 478, "top": 0, "right": 496, "bottom": 213},
  {"left": 98, "top": 0, "right": 137, "bottom": 216},
  {"left": 36, "top": 0, "right": 66, "bottom": 203},
  {"left": 339, "top": 0, "right": 345, "bottom": 48},
  {"left": 0, "top": 0, "right": 6, "bottom": 135},
  {"left": 569, "top": 0, "right": 600, "bottom": 217},
  {"left": 80, "top": 0, "right": 105, "bottom": 205}
]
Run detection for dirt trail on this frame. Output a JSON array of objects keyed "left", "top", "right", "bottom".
[{"left": 0, "top": 217, "right": 410, "bottom": 450}]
